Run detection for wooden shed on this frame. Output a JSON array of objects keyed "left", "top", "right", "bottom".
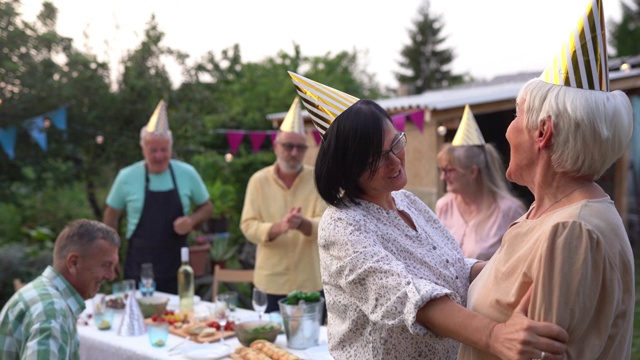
[{"left": 267, "top": 57, "right": 640, "bottom": 227}]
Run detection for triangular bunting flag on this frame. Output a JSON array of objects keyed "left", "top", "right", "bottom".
[
  {"left": 23, "top": 116, "right": 47, "bottom": 152},
  {"left": 226, "top": 131, "right": 245, "bottom": 154},
  {"left": 392, "top": 113, "right": 406, "bottom": 132},
  {"left": 248, "top": 132, "right": 267, "bottom": 153},
  {"left": 312, "top": 129, "right": 322, "bottom": 145},
  {"left": 408, "top": 110, "right": 425, "bottom": 133},
  {"left": 0, "top": 126, "right": 17, "bottom": 160}
]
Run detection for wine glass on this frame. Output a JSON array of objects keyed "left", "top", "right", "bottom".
[
  {"left": 140, "top": 263, "right": 155, "bottom": 297},
  {"left": 252, "top": 288, "right": 268, "bottom": 320},
  {"left": 214, "top": 294, "right": 230, "bottom": 344},
  {"left": 221, "top": 291, "right": 238, "bottom": 322}
]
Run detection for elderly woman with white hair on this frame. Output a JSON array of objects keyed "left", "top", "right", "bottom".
[{"left": 457, "top": 75, "right": 635, "bottom": 359}]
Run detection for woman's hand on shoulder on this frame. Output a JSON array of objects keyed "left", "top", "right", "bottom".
[{"left": 489, "top": 286, "right": 568, "bottom": 360}]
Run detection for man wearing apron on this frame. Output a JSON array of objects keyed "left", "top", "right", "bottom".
[{"left": 103, "top": 100, "right": 212, "bottom": 294}]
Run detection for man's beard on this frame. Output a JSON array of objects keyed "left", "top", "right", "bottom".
[{"left": 278, "top": 158, "right": 303, "bottom": 174}]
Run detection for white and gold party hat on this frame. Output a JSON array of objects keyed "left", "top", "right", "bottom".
[
  {"left": 539, "top": 0, "right": 609, "bottom": 91},
  {"left": 452, "top": 105, "right": 485, "bottom": 146},
  {"left": 288, "top": 71, "right": 359, "bottom": 135},
  {"left": 145, "top": 100, "right": 170, "bottom": 134},
  {"left": 279, "top": 97, "right": 305, "bottom": 134}
]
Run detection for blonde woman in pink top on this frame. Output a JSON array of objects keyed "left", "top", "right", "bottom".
[{"left": 436, "top": 143, "right": 525, "bottom": 260}]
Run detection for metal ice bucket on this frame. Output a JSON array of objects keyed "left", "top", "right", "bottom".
[{"left": 277, "top": 297, "right": 324, "bottom": 349}]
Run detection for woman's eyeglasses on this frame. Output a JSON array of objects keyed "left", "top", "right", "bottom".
[
  {"left": 374, "top": 132, "right": 407, "bottom": 170},
  {"left": 437, "top": 167, "right": 457, "bottom": 177}
]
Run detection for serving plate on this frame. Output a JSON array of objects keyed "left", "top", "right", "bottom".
[
  {"left": 181, "top": 343, "right": 232, "bottom": 360},
  {"left": 304, "top": 344, "right": 332, "bottom": 360}
]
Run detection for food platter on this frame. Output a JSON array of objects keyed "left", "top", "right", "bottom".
[
  {"left": 144, "top": 318, "right": 235, "bottom": 343},
  {"left": 169, "top": 321, "right": 235, "bottom": 343}
]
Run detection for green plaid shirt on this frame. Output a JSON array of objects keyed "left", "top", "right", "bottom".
[{"left": 0, "top": 266, "right": 86, "bottom": 360}]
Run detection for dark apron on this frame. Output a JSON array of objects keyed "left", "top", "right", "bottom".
[{"left": 124, "top": 164, "right": 186, "bottom": 294}]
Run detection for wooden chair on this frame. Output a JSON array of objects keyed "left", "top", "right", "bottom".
[
  {"left": 13, "top": 278, "right": 25, "bottom": 292},
  {"left": 212, "top": 264, "right": 254, "bottom": 301}
]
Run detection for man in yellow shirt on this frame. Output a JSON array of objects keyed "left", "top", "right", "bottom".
[{"left": 240, "top": 97, "right": 327, "bottom": 314}]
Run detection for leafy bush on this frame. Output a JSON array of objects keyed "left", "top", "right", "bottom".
[
  {"left": 0, "top": 228, "right": 55, "bottom": 306},
  {"left": 189, "top": 149, "right": 275, "bottom": 256}
]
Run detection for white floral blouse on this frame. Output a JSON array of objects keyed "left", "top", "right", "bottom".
[{"left": 319, "top": 190, "right": 476, "bottom": 360}]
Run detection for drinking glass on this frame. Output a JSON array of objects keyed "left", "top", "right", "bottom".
[
  {"left": 111, "top": 281, "right": 125, "bottom": 297},
  {"left": 93, "top": 293, "right": 114, "bottom": 330},
  {"left": 122, "top": 279, "right": 136, "bottom": 293},
  {"left": 140, "top": 263, "right": 155, "bottom": 297},
  {"left": 252, "top": 288, "right": 268, "bottom": 320},
  {"left": 147, "top": 322, "right": 169, "bottom": 347},
  {"left": 214, "top": 294, "right": 230, "bottom": 344},
  {"left": 221, "top": 291, "right": 238, "bottom": 321}
]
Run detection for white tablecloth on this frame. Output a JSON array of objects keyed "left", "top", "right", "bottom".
[{"left": 78, "top": 292, "right": 332, "bottom": 360}]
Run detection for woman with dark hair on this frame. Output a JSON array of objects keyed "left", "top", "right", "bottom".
[{"left": 289, "top": 68, "right": 567, "bottom": 360}]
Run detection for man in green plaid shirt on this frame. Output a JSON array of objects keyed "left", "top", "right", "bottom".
[{"left": 0, "top": 219, "right": 120, "bottom": 359}]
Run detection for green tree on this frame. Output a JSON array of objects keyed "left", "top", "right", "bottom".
[
  {"left": 109, "top": 14, "right": 184, "bottom": 170},
  {"left": 609, "top": 0, "right": 640, "bottom": 57},
  {"left": 396, "top": 0, "right": 464, "bottom": 94},
  {"left": 0, "top": 0, "right": 114, "bottom": 226},
  {"left": 176, "top": 43, "right": 381, "bottom": 156}
]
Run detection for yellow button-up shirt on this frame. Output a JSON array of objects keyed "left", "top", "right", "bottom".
[{"left": 240, "top": 164, "right": 327, "bottom": 295}]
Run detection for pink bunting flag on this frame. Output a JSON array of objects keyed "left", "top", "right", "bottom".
[
  {"left": 408, "top": 110, "right": 425, "bottom": 133},
  {"left": 312, "top": 129, "right": 322, "bottom": 145},
  {"left": 248, "top": 132, "right": 267, "bottom": 153},
  {"left": 269, "top": 131, "right": 278, "bottom": 144},
  {"left": 226, "top": 131, "right": 245, "bottom": 154},
  {"left": 392, "top": 113, "right": 406, "bottom": 132}
]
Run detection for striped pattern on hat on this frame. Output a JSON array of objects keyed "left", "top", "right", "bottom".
[
  {"left": 288, "top": 71, "right": 359, "bottom": 135},
  {"left": 539, "top": 0, "right": 609, "bottom": 91},
  {"left": 279, "top": 97, "right": 305, "bottom": 134},
  {"left": 146, "top": 100, "right": 170, "bottom": 134},
  {"left": 452, "top": 105, "right": 486, "bottom": 146}
]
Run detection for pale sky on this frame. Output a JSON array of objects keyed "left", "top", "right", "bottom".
[{"left": 20, "top": 0, "right": 623, "bottom": 89}]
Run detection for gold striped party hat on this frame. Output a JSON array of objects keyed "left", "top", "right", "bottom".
[
  {"left": 288, "top": 71, "right": 359, "bottom": 135},
  {"left": 452, "top": 105, "right": 485, "bottom": 146},
  {"left": 539, "top": 0, "right": 609, "bottom": 91},
  {"left": 279, "top": 97, "right": 305, "bottom": 134},
  {"left": 146, "top": 100, "right": 170, "bottom": 134}
]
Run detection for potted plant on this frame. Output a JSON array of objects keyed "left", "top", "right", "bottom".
[
  {"left": 188, "top": 240, "right": 211, "bottom": 278},
  {"left": 209, "top": 233, "right": 240, "bottom": 269}
]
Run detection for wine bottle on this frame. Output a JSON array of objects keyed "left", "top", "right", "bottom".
[{"left": 177, "top": 247, "right": 194, "bottom": 312}]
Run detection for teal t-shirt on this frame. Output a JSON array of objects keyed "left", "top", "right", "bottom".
[{"left": 105, "top": 159, "right": 210, "bottom": 239}]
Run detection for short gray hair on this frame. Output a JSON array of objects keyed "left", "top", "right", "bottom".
[
  {"left": 517, "top": 79, "right": 633, "bottom": 180},
  {"left": 139, "top": 125, "right": 173, "bottom": 146},
  {"left": 53, "top": 219, "right": 121, "bottom": 266}
]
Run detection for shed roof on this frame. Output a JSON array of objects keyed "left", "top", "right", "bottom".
[{"left": 267, "top": 56, "right": 640, "bottom": 122}]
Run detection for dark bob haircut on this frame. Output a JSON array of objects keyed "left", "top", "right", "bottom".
[{"left": 314, "top": 99, "right": 393, "bottom": 208}]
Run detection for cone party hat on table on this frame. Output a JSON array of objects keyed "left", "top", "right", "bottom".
[
  {"left": 117, "top": 291, "right": 147, "bottom": 336},
  {"left": 451, "top": 105, "right": 485, "bottom": 146},
  {"left": 145, "top": 100, "right": 171, "bottom": 134},
  {"left": 539, "top": 0, "right": 609, "bottom": 91},
  {"left": 288, "top": 71, "right": 359, "bottom": 135},
  {"left": 279, "top": 97, "right": 306, "bottom": 135}
]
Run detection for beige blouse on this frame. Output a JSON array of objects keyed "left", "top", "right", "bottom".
[{"left": 457, "top": 197, "right": 634, "bottom": 360}]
